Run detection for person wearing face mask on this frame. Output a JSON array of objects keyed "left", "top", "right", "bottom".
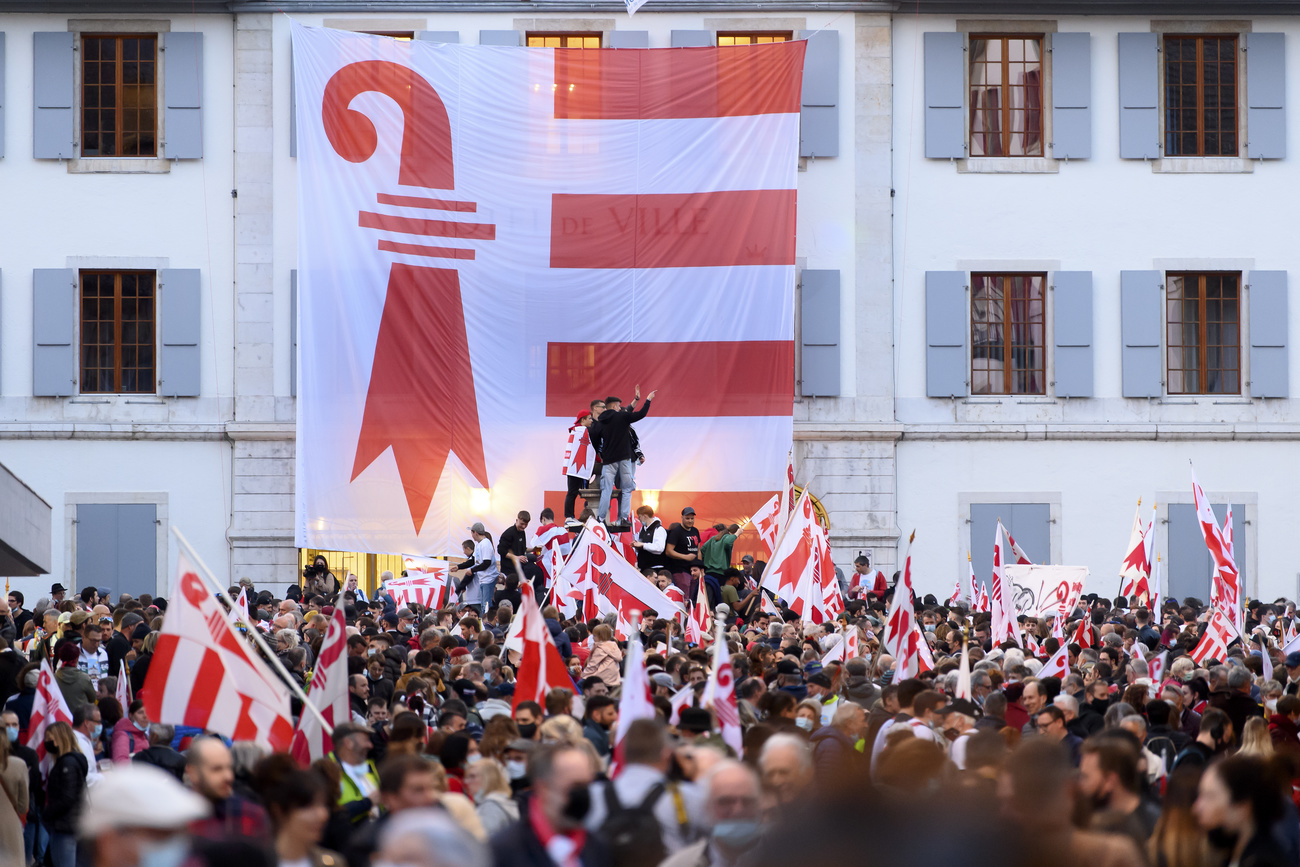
[
  {"left": 1077, "top": 733, "right": 1161, "bottom": 854},
  {"left": 78, "top": 763, "right": 209, "bottom": 867},
  {"left": 489, "top": 741, "right": 609, "bottom": 867},
  {"left": 514, "top": 702, "right": 543, "bottom": 742},
  {"left": 501, "top": 739, "right": 535, "bottom": 798},
  {"left": 43, "top": 721, "right": 88, "bottom": 867},
  {"left": 72, "top": 703, "right": 106, "bottom": 787},
  {"left": 809, "top": 703, "right": 867, "bottom": 785},
  {"left": 112, "top": 700, "right": 151, "bottom": 763},
  {"left": 1193, "top": 754, "right": 1292, "bottom": 867},
  {"left": 659, "top": 760, "right": 762, "bottom": 867}
]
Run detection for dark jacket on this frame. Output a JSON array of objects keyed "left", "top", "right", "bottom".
[
  {"left": 130, "top": 652, "right": 152, "bottom": 696},
  {"left": 1208, "top": 689, "right": 1263, "bottom": 745},
  {"left": 546, "top": 620, "right": 572, "bottom": 660},
  {"left": 809, "top": 725, "right": 861, "bottom": 780},
  {"left": 594, "top": 402, "right": 651, "bottom": 463},
  {"left": 105, "top": 632, "right": 132, "bottom": 679},
  {"left": 490, "top": 809, "right": 612, "bottom": 867},
  {"left": 498, "top": 526, "right": 528, "bottom": 568},
  {"left": 843, "top": 675, "right": 881, "bottom": 711},
  {"left": 583, "top": 718, "right": 611, "bottom": 758},
  {"left": 45, "top": 750, "right": 88, "bottom": 834},
  {"left": 1077, "top": 699, "right": 1108, "bottom": 736},
  {"left": 134, "top": 744, "right": 188, "bottom": 781}
]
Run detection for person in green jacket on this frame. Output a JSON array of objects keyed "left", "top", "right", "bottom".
[{"left": 699, "top": 524, "right": 740, "bottom": 578}]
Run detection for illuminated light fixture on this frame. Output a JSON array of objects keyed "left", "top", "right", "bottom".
[
  {"left": 469, "top": 488, "right": 492, "bottom": 514},
  {"left": 640, "top": 490, "right": 660, "bottom": 513}
]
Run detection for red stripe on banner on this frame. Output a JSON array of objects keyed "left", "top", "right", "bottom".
[
  {"left": 377, "top": 193, "right": 477, "bottom": 212},
  {"left": 545, "top": 340, "right": 793, "bottom": 416},
  {"left": 359, "top": 211, "right": 497, "bottom": 240},
  {"left": 549, "top": 190, "right": 795, "bottom": 269},
  {"left": 543, "top": 489, "right": 775, "bottom": 563},
  {"left": 552, "top": 41, "right": 806, "bottom": 120},
  {"left": 378, "top": 240, "right": 476, "bottom": 260},
  {"left": 231, "top": 694, "right": 258, "bottom": 742},
  {"left": 183, "top": 648, "right": 225, "bottom": 729},
  {"left": 142, "top": 633, "right": 179, "bottom": 719}
]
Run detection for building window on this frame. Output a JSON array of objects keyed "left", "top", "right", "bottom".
[
  {"left": 82, "top": 34, "right": 157, "bottom": 157},
  {"left": 1164, "top": 35, "right": 1238, "bottom": 157},
  {"left": 1166, "top": 272, "right": 1240, "bottom": 395},
  {"left": 362, "top": 31, "right": 414, "bottom": 40},
  {"left": 971, "top": 273, "right": 1046, "bottom": 395},
  {"left": 80, "top": 271, "right": 155, "bottom": 394},
  {"left": 717, "top": 32, "right": 791, "bottom": 46},
  {"left": 968, "top": 35, "right": 1043, "bottom": 157},
  {"left": 527, "top": 33, "right": 601, "bottom": 48}
]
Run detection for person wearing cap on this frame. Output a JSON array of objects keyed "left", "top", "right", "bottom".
[
  {"left": 594, "top": 388, "right": 655, "bottom": 531},
  {"left": 774, "top": 658, "right": 807, "bottom": 701},
  {"left": 664, "top": 508, "right": 700, "bottom": 596},
  {"left": 942, "top": 698, "right": 984, "bottom": 770},
  {"left": 454, "top": 523, "right": 499, "bottom": 616},
  {"left": 1282, "top": 650, "right": 1300, "bottom": 697},
  {"left": 563, "top": 409, "right": 598, "bottom": 525},
  {"left": 806, "top": 672, "right": 841, "bottom": 727},
  {"left": 79, "top": 763, "right": 209, "bottom": 867},
  {"left": 329, "top": 722, "right": 381, "bottom": 825}
]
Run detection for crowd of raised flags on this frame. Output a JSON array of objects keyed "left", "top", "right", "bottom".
[{"left": 5, "top": 464, "right": 1300, "bottom": 867}]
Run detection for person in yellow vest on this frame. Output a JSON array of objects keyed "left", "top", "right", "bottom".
[{"left": 328, "top": 722, "right": 380, "bottom": 825}]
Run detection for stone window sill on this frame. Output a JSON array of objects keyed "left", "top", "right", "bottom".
[
  {"left": 1150, "top": 157, "right": 1254, "bottom": 174},
  {"left": 956, "top": 157, "right": 1059, "bottom": 174},
  {"left": 68, "top": 157, "right": 172, "bottom": 174}
]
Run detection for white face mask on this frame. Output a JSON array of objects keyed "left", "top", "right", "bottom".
[
  {"left": 1267, "top": 699, "right": 1278, "bottom": 714},
  {"left": 505, "top": 759, "right": 527, "bottom": 780},
  {"left": 138, "top": 836, "right": 190, "bottom": 867},
  {"left": 794, "top": 717, "right": 813, "bottom": 731}
]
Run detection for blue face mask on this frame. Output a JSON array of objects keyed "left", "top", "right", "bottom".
[
  {"left": 138, "top": 836, "right": 190, "bottom": 867},
  {"left": 4, "top": 727, "right": 16, "bottom": 744},
  {"left": 712, "top": 821, "right": 761, "bottom": 850},
  {"left": 91, "top": 723, "right": 102, "bottom": 740}
]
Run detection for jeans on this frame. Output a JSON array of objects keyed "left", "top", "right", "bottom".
[
  {"left": 599, "top": 459, "right": 635, "bottom": 524},
  {"left": 24, "top": 814, "right": 47, "bottom": 865},
  {"left": 49, "top": 832, "right": 76, "bottom": 867}
]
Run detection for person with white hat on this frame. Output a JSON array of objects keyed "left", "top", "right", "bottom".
[{"left": 79, "top": 763, "right": 209, "bottom": 867}]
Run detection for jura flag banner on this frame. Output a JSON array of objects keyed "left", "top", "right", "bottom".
[
  {"left": 289, "top": 608, "right": 350, "bottom": 764},
  {"left": 292, "top": 24, "right": 804, "bottom": 554}
]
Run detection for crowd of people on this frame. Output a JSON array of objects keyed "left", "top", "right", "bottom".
[{"left": 2, "top": 543, "right": 1300, "bottom": 867}]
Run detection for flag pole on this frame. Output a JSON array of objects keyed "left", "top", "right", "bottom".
[{"left": 171, "top": 526, "right": 334, "bottom": 736}]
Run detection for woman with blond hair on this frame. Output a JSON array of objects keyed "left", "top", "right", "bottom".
[
  {"left": 426, "top": 759, "right": 487, "bottom": 841},
  {"left": 43, "top": 721, "right": 86, "bottom": 867},
  {"left": 464, "top": 758, "right": 519, "bottom": 835},
  {"left": 1237, "top": 716, "right": 1275, "bottom": 759},
  {"left": 581, "top": 624, "right": 623, "bottom": 688}
]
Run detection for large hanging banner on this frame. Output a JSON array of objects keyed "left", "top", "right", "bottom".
[{"left": 293, "top": 23, "right": 803, "bottom": 554}]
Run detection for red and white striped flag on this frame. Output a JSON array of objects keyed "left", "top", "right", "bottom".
[
  {"left": 668, "top": 683, "right": 694, "bottom": 726},
  {"left": 884, "top": 532, "right": 921, "bottom": 679},
  {"left": 115, "top": 659, "right": 132, "bottom": 711},
  {"left": 562, "top": 518, "right": 684, "bottom": 623},
  {"left": 955, "top": 638, "right": 972, "bottom": 700},
  {"left": 761, "top": 489, "right": 817, "bottom": 618},
  {"left": 914, "top": 626, "right": 935, "bottom": 674},
  {"left": 1190, "top": 609, "right": 1235, "bottom": 665},
  {"left": 231, "top": 587, "right": 252, "bottom": 627},
  {"left": 976, "top": 581, "right": 990, "bottom": 613},
  {"left": 750, "top": 493, "right": 781, "bottom": 558},
  {"left": 1119, "top": 501, "right": 1150, "bottom": 600},
  {"left": 822, "top": 627, "right": 860, "bottom": 665},
  {"left": 1192, "top": 469, "right": 1243, "bottom": 637},
  {"left": 991, "top": 522, "right": 1019, "bottom": 646},
  {"left": 25, "top": 659, "right": 72, "bottom": 761},
  {"left": 610, "top": 627, "right": 655, "bottom": 776},
  {"left": 143, "top": 551, "right": 295, "bottom": 751},
  {"left": 1072, "top": 616, "right": 1093, "bottom": 649},
  {"left": 512, "top": 582, "right": 575, "bottom": 709},
  {"left": 1025, "top": 630, "right": 1042, "bottom": 658},
  {"left": 290, "top": 608, "right": 351, "bottom": 764},
  {"left": 292, "top": 25, "right": 802, "bottom": 555},
  {"left": 1039, "top": 645, "right": 1069, "bottom": 680},
  {"left": 688, "top": 579, "right": 711, "bottom": 646},
  {"left": 1051, "top": 614, "right": 1065, "bottom": 643},
  {"left": 703, "top": 619, "right": 742, "bottom": 755},
  {"left": 562, "top": 421, "right": 594, "bottom": 481}
]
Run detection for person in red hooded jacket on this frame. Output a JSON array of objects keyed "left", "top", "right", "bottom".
[{"left": 562, "top": 408, "right": 597, "bottom": 524}]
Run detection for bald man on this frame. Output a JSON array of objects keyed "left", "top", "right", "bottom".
[{"left": 184, "top": 737, "right": 270, "bottom": 843}]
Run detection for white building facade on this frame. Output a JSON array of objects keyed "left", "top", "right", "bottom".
[{"left": 4, "top": 0, "right": 1292, "bottom": 606}]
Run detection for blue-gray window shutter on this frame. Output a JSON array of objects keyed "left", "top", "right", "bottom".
[
  {"left": 0, "top": 34, "right": 7, "bottom": 159},
  {"left": 971, "top": 503, "right": 1050, "bottom": 585},
  {"left": 800, "top": 270, "right": 840, "bottom": 397},
  {"left": 1247, "top": 33, "right": 1286, "bottom": 159},
  {"left": 32, "top": 268, "right": 75, "bottom": 396},
  {"left": 797, "top": 29, "right": 838, "bottom": 158},
  {"left": 1051, "top": 32, "right": 1091, "bottom": 159},
  {"left": 1118, "top": 33, "right": 1159, "bottom": 159},
  {"left": 1121, "top": 270, "right": 1162, "bottom": 397},
  {"left": 290, "top": 269, "right": 298, "bottom": 398},
  {"left": 609, "top": 31, "right": 648, "bottom": 49},
  {"left": 417, "top": 32, "right": 460, "bottom": 43},
  {"left": 1168, "top": 502, "right": 1243, "bottom": 602},
  {"left": 926, "top": 270, "right": 967, "bottom": 397},
  {"left": 163, "top": 32, "right": 203, "bottom": 159},
  {"left": 480, "top": 31, "right": 520, "bottom": 47},
  {"left": 1053, "top": 271, "right": 1093, "bottom": 397},
  {"left": 33, "top": 32, "right": 74, "bottom": 159},
  {"left": 670, "top": 31, "right": 712, "bottom": 48},
  {"left": 924, "top": 32, "right": 964, "bottom": 159},
  {"left": 1249, "top": 270, "right": 1288, "bottom": 398},
  {"left": 159, "top": 269, "right": 200, "bottom": 397},
  {"left": 76, "top": 504, "right": 158, "bottom": 599}
]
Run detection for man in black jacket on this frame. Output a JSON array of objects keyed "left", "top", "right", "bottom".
[
  {"left": 595, "top": 389, "right": 655, "bottom": 530},
  {"left": 498, "top": 511, "right": 531, "bottom": 570},
  {"left": 490, "top": 742, "right": 610, "bottom": 867}
]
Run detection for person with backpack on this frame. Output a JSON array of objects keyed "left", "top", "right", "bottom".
[
  {"left": 585, "top": 719, "right": 699, "bottom": 865},
  {"left": 110, "top": 699, "right": 150, "bottom": 762}
]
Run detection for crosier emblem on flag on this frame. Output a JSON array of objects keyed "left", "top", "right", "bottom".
[
  {"left": 293, "top": 25, "right": 803, "bottom": 554},
  {"left": 26, "top": 660, "right": 72, "bottom": 762},
  {"left": 290, "top": 608, "right": 350, "bottom": 764}
]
